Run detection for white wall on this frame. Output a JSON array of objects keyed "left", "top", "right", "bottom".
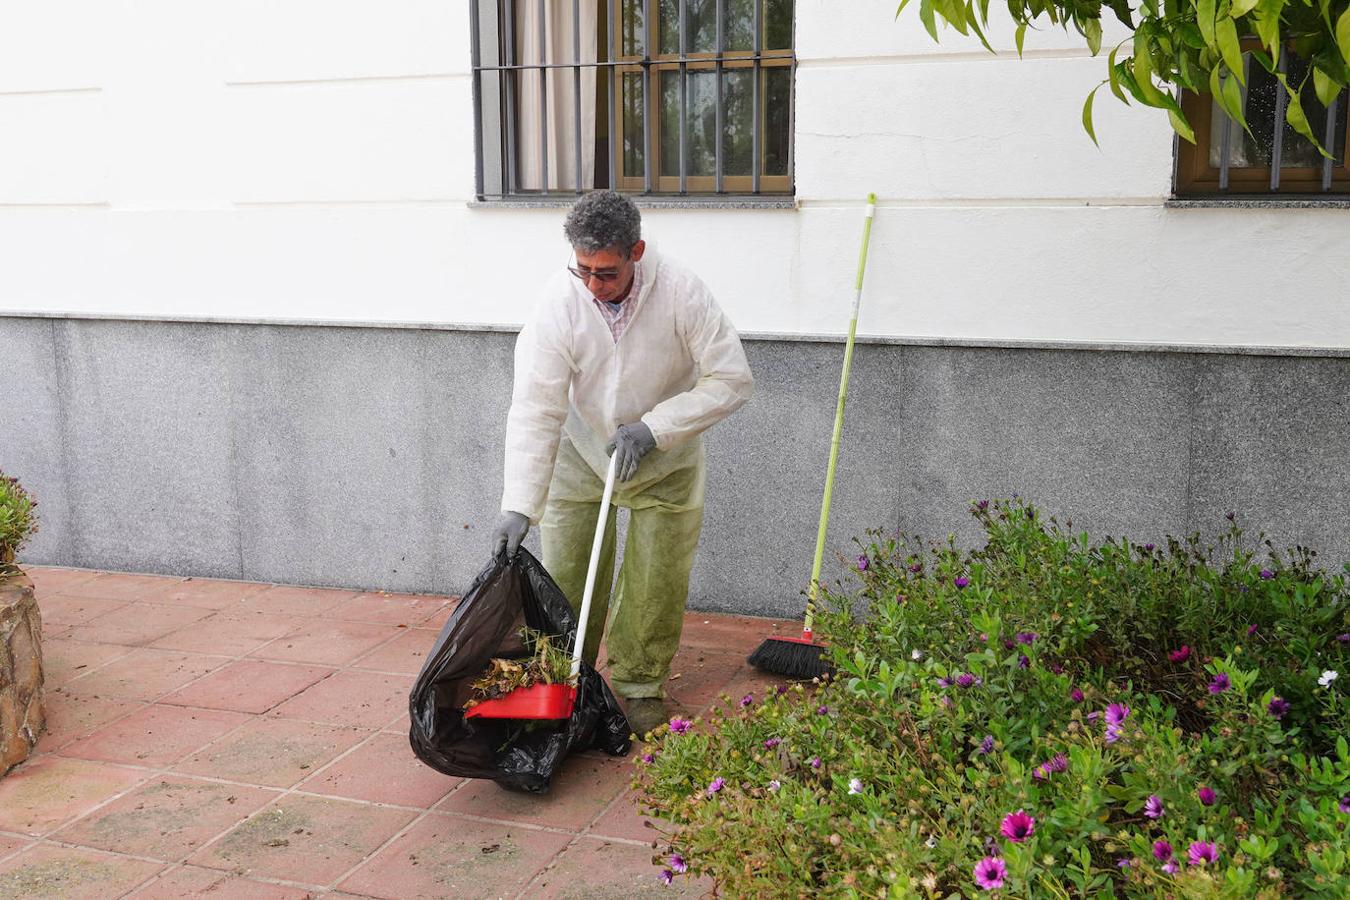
[{"left": 1, "top": 0, "right": 1347, "bottom": 348}]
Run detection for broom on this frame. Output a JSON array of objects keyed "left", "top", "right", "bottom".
[{"left": 749, "top": 193, "right": 878, "bottom": 678}]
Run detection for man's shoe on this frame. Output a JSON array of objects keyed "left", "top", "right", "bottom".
[{"left": 624, "top": 697, "right": 671, "bottom": 738}]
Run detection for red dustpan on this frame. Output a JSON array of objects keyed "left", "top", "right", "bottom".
[{"left": 464, "top": 454, "right": 618, "bottom": 722}]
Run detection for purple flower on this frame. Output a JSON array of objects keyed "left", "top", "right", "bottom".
[
  {"left": 1117, "top": 858, "right": 1131, "bottom": 869},
  {"left": 669, "top": 853, "right": 687, "bottom": 874},
  {"left": 1048, "top": 752, "right": 1068, "bottom": 773},
  {"left": 1087, "top": 710, "right": 1102, "bottom": 723},
  {"left": 816, "top": 704, "right": 830, "bottom": 715},
  {"left": 1337, "top": 633, "right": 1350, "bottom": 643},
  {"left": 809, "top": 756, "right": 822, "bottom": 769},
  {"left": 1032, "top": 765, "right": 1047, "bottom": 782},
  {"left": 706, "top": 777, "right": 725, "bottom": 796},
  {"left": 1049, "top": 662, "right": 1065, "bottom": 675},
  {"left": 857, "top": 554, "right": 870, "bottom": 572},
  {"left": 1003, "top": 638, "right": 1016, "bottom": 650},
  {"left": 1018, "top": 654, "right": 1030, "bottom": 670},
  {"left": 1071, "top": 687, "right": 1085, "bottom": 703},
  {"left": 895, "top": 592, "right": 906, "bottom": 604},
  {"left": 909, "top": 562, "right": 923, "bottom": 574},
  {"left": 1016, "top": 632, "right": 1037, "bottom": 645},
  {"left": 1209, "top": 673, "right": 1230, "bottom": 695},
  {"left": 641, "top": 753, "right": 655, "bottom": 764},
  {"left": 1197, "top": 786, "right": 1216, "bottom": 806},
  {"left": 1106, "top": 703, "right": 1130, "bottom": 726},
  {"left": 1187, "top": 841, "right": 1219, "bottom": 866},
  {"left": 977, "top": 500, "right": 989, "bottom": 511},
  {"left": 1169, "top": 645, "right": 1191, "bottom": 664},
  {"left": 1259, "top": 568, "right": 1274, "bottom": 580},
  {"left": 973, "top": 857, "right": 1007, "bottom": 890},
  {"left": 658, "top": 869, "right": 673, "bottom": 885},
  {"left": 955, "top": 673, "right": 977, "bottom": 688},
  {"left": 763, "top": 737, "right": 781, "bottom": 749},
  {"left": 1144, "top": 795, "right": 1164, "bottom": 819},
  {"left": 978, "top": 735, "right": 994, "bottom": 755},
  {"left": 1145, "top": 543, "right": 1156, "bottom": 552},
  {"left": 1225, "top": 510, "right": 1236, "bottom": 521},
  {"left": 955, "top": 576, "right": 970, "bottom": 589},
  {"left": 767, "top": 779, "right": 781, "bottom": 792},
  {"left": 775, "top": 684, "right": 788, "bottom": 695},
  {"left": 1105, "top": 724, "right": 1123, "bottom": 744},
  {"left": 1153, "top": 840, "right": 1173, "bottom": 861},
  {"left": 1000, "top": 810, "right": 1035, "bottom": 843},
  {"left": 1268, "top": 696, "right": 1291, "bottom": 719},
  {"left": 847, "top": 778, "right": 864, "bottom": 795},
  {"left": 1162, "top": 860, "right": 1178, "bottom": 874},
  {"left": 940, "top": 695, "right": 954, "bottom": 709},
  {"left": 668, "top": 717, "right": 692, "bottom": 734},
  {"left": 1339, "top": 795, "right": 1350, "bottom": 814},
  {"left": 937, "top": 677, "right": 953, "bottom": 688},
  {"left": 739, "top": 693, "right": 754, "bottom": 708}
]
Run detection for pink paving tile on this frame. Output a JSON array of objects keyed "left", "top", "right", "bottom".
[
  {"left": 0, "top": 756, "right": 148, "bottom": 835},
  {"left": 586, "top": 788, "right": 668, "bottom": 845},
  {"left": 381, "top": 704, "right": 410, "bottom": 735},
  {"left": 128, "top": 864, "right": 314, "bottom": 899},
  {"left": 51, "top": 572, "right": 184, "bottom": 602},
  {"left": 65, "top": 601, "right": 216, "bottom": 646},
  {"left": 150, "top": 611, "right": 303, "bottom": 656},
  {"left": 238, "top": 584, "right": 361, "bottom": 617},
  {"left": 53, "top": 776, "right": 279, "bottom": 862},
  {"left": 420, "top": 602, "right": 457, "bottom": 630},
  {"left": 249, "top": 619, "right": 398, "bottom": 666},
  {"left": 526, "top": 835, "right": 713, "bottom": 899},
  {"left": 173, "top": 718, "right": 370, "bottom": 789},
  {"left": 59, "top": 648, "right": 231, "bottom": 702},
  {"left": 36, "top": 694, "right": 146, "bottom": 753},
  {"left": 663, "top": 650, "right": 751, "bottom": 713},
  {"left": 0, "top": 834, "right": 32, "bottom": 862},
  {"left": 328, "top": 591, "right": 450, "bottom": 626},
  {"left": 337, "top": 813, "right": 571, "bottom": 900},
  {"left": 32, "top": 593, "right": 129, "bottom": 627},
  {"left": 0, "top": 844, "right": 164, "bottom": 899},
  {"left": 141, "top": 577, "right": 270, "bottom": 610},
  {"left": 269, "top": 670, "right": 414, "bottom": 729},
  {"left": 188, "top": 794, "right": 416, "bottom": 886},
  {"left": 437, "top": 754, "right": 632, "bottom": 831},
  {"left": 61, "top": 704, "right": 250, "bottom": 767},
  {"left": 298, "top": 733, "right": 460, "bottom": 808},
  {"left": 162, "top": 660, "right": 334, "bottom": 714},
  {"left": 19, "top": 565, "right": 102, "bottom": 594},
  {"left": 39, "top": 638, "right": 133, "bottom": 687},
  {"left": 351, "top": 627, "right": 437, "bottom": 675}
]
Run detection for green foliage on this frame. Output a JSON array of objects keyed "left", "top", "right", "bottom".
[
  {"left": 0, "top": 472, "right": 38, "bottom": 575},
  {"left": 898, "top": 0, "right": 1350, "bottom": 151},
  {"left": 464, "top": 626, "right": 574, "bottom": 707},
  {"left": 637, "top": 500, "right": 1350, "bottom": 896}
]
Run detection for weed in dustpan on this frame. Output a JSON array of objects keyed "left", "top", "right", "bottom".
[{"left": 464, "top": 627, "right": 574, "bottom": 709}]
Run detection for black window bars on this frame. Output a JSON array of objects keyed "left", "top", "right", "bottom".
[{"left": 470, "top": 0, "right": 795, "bottom": 199}]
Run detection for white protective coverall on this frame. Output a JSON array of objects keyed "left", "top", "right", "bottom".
[{"left": 501, "top": 246, "right": 753, "bottom": 698}]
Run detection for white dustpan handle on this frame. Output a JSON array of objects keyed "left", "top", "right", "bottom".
[{"left": 570, "top": 453, "right": 618, "bottom": 679}]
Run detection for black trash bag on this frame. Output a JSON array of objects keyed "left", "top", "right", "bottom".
[{"left": 408, "top": 548, "right": 631, "bottom": 793}]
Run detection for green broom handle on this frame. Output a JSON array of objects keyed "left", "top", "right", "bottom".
[{"left": 805, "top": 193, "right": 877, "bottom": 631}]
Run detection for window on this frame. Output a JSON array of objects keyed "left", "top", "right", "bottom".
[
  {"left": 1175, "top": 47, "right": 1349, "bottom": 197},
  {"left": 469, "top": 1, "right": 795, "bottom": 199}
]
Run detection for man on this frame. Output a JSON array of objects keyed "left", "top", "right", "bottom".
[{"left": 490, "top": 190, "right": 753, "bottom": 737}]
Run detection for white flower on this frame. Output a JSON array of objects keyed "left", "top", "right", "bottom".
[
  {"left": 921, "top": 873, "right": 938, "bottom": 890},
  {"left": 1318, "top": 670, "right": 1338, "bottom": 687},
  {"left": 911, "top": 649, "right": 924, "bottom": 661},
  {"left": 848, "top": 778, "right": 864, "bottom": 795},
  {"left": 925, "top": 835, "right": 938, "bottom": 849},
  {"left": 767, "top": 779, "right": 781, "bottom": 793}
]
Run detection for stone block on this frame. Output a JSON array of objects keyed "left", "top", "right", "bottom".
[{"left": 0, "top": 573, "right": 45, "bottom": 777}]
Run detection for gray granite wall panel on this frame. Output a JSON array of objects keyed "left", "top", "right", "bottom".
[{"left": 5, "top": 315, "right": 1348, "bottom": 615}]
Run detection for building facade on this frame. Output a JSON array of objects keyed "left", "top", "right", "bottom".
[{"left": 2, "top": 1, "right": 1348, "bottom": 616}]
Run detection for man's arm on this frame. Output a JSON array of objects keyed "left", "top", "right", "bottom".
[
  {"left": 640, "top": 284, "right": 753, "bottom": 449},
  {"left": 501, "top": 300, "right": 574, "bottom": 525}
]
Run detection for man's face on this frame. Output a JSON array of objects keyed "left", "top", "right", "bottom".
[{"left": 572, "top": 240, "right": 645, "bottom": 302}]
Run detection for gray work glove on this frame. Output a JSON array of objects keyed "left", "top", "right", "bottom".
[
  {"left": 491, "top": 511, "right": 530, "bottom": 559},
  {"left": 604, "top": 422, "right": 656, "bottom": 482}
]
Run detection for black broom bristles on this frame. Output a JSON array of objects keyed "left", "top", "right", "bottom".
[{"left": 747, "top": 636, "right": 833, "bottom": 679}]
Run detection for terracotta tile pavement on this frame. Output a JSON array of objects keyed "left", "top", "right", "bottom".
[{"left": 3, "top": 566, "right": 793, "bottom": 897}]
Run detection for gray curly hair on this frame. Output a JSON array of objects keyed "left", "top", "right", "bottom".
[{"left": 563, "top": 190, "right": 641, "bottom": 254}]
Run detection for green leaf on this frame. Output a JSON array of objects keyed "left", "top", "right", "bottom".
[
  {"left": 1108, "top": 45, "right": 1130, "bottom": 103},
  {"left": 1178, "top": 23, "right": 1207, "bottom": 49},
  {"left": 1314, "top": 66, "right": 1342, "bottom": 108},
  {"left": 1082, "top": 83, "right": 1104, "bottom": 145},
  {"left": 1230, "top": 0, "right": 1259, "bottom": 16},
  {"left": 1132, "top": 45, "right": 1171, "bottom": 108},
  {"left": 1169, "top": 107, "right": 1198, "bottom": 143},
  {"left": 1211, "top": 63, "right": 1251, "bottom": 133},
  {"left": 1015, "top": 21, "right": 1027, "bottom": 57},
  {"left": 1216, "top": 18, "right": 1245, "bottom": 84},
  {"left": 966, "top": 1, "right": 996, "bottom": 53},
  {"left": 1084, "top": 18, "right": 1103, "bottom": 56},
  {"left": 896, "top": 0, "right": 916, "bottom": 17},
  {"left": 1108, "top": 0, "right": 1135, "bottom": 27},
  {"left": 1276, "top": 72, "right": 1329, "bottom": 155},
  {"left": 1338, "top": 8, "right": 1350, "bottom": 69},
  {"left": 937, "top": 0, "right": 969, "bottom": 34},
  {"left": 1255, "top": 0, "right": 1284, "bottom": 56},
  {"left": 1198, "top": 0, "right": 1217, "bottom": 48},
  {"left": 919, "top": 0, "right": 940, "bottom": 40}
]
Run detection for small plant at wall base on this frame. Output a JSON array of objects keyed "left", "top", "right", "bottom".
[
  {"left": 0, "top": 473, "right": 38, "bottom": 576},
  {"left": 636, "top": 500, "right": 1349, "bottom": 896},
  {"left": 898, "top": 0, "right": 1350, "bottom": 150}
]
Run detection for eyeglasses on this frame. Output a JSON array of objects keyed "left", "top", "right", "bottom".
[{"left": 567, "top": 263, "right": 625, "bottom": 284}]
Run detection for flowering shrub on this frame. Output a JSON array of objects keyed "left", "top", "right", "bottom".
[
  {"left": 636, "top": 500, "right": 1349, "bottom": 896},
  {"left": 0, "top": 472, "right": 38, "bottom": 575}
]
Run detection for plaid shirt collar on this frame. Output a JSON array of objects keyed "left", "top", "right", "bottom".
[{"left": 590, "top": 262, "right": 643, "bottom": 343}]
